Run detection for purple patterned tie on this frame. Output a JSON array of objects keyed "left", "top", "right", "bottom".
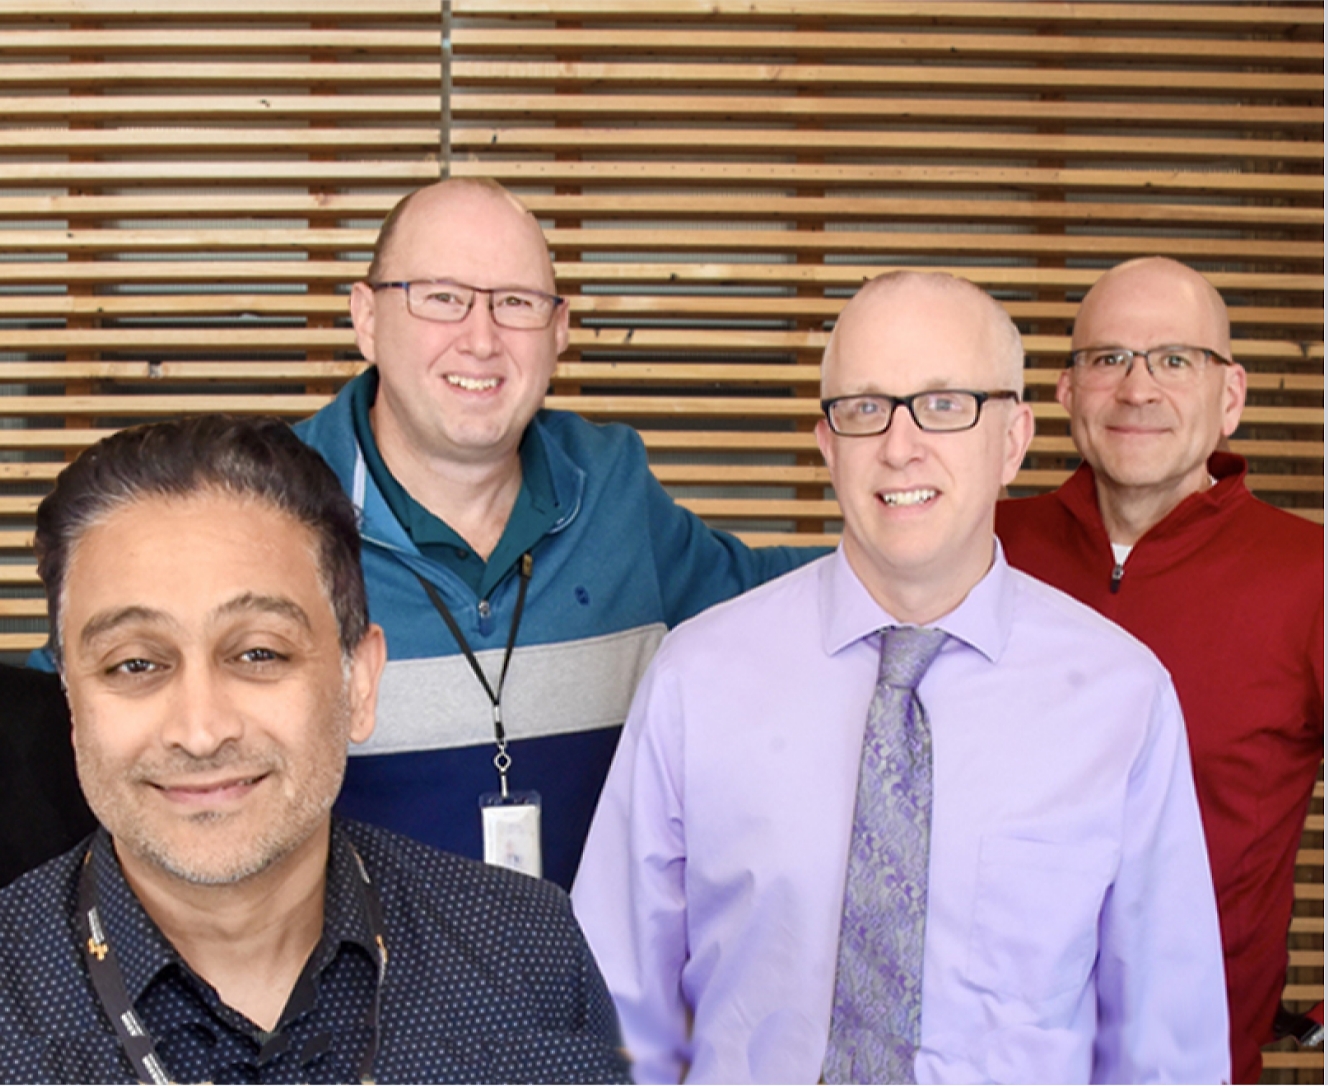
[{"left": 823, "top": 625, "right": 949, "bottom": 1085}]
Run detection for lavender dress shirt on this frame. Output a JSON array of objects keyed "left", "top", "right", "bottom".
[{"left": 571, "top": 546, "right": 1229, "bottom": 1084}]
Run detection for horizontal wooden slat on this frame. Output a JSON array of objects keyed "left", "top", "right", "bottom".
[
  {"left": 454, "top": 161, "right": 1321, "bottom": 199},
  {"left": 0, "top": 29, "right": 438, "bottom": 52},
  {"left": 0, "top": 95, "right": 440, "bottom": 122},
  {"left": 0, "top": 161, "right": 439, "bottom": 186},
  {"left": 448, "top": 27, "right": 1323, "bottom": 66},
  {"left": 3, "top": 0, "right": 437, "bottom": 18},
  {"left": 11, "top": 123, "right": 1320, "bottom": 168},
  {"left": 453, "top": 60, "right": 1322, "bottom": 97},
  {"left": 454, "top": 126, "right": 1324, "bottom": 166},
  {"left": 1, "top": 129, "right": 440, "bottom": 153},
  {"left": 453, "top": 92, "right": 1325, "bottom": 131},
  {"left": 1262, "top": 1051, "right": 1326, "bottom": 1070},
  {"left": 448, "top": 2, "right": 1324, "bottom": 32},
  {"left": 0, "top": 293, "right": 1322, "bottom": 333},
  {"left": 5, "top": 191, "right": 1317, "bottom": 229},
  {"left": 1, "top": 227, "right": 1319, "bottom": 266},
  {"left": 5, "top": 0, "right": 1318, "bottom": 32},
  {"left": 0, "top": 62, "right": 442, "bottom": 87},
  {"left": 0, "top": 261, "right": 1319, "bottom": 297}
]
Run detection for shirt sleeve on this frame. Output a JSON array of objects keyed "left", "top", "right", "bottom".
[
  {"left": 1092, "top": 677, "right": 1231, "bottom": 1084},
  {"left": 572, "top": 654, "right": 691, "bottom": 1085}
]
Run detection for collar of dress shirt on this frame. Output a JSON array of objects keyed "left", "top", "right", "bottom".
[
  {"left": 90, "top": 820, "right": 381, "bottom": 1012},
  {"left": 817, "top": 542, "right": 1014, "bottom": 665}
]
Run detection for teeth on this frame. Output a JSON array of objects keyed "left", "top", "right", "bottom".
[
  {"left": 882, "top": 488, "right": 937, "bottom": 507},
  {"left": 445, "top": 374, "right": 499, "bottom": 391}
]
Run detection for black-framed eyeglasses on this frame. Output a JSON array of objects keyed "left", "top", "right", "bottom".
[
  {"left": 1067, "top": 345, "right": 1232, "bottom": 389},
  {"left": 821, "top": 389, "right": 1021, "bottom": 436},
  {"left": 370, "top": 278, "right": 565, "bottom": 330}
]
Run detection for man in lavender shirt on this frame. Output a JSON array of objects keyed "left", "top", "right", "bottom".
[{"left": 571, "top": 271, "right": 1229, "bottom": 1084}]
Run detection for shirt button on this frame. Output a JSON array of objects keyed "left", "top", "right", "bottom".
[
  {"left": 455, "top": 547, "right": 469, "bottom": 560},
  {"left": 477, "top": 600, "right": 491, "bottom": 618}
]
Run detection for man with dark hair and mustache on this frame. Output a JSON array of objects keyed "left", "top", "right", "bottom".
[{"left": 0, "top": 414, "right": 628, "bottom": 1084}]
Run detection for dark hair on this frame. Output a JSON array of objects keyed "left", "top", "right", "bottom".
[{"left": 35, "top": 415, "right": 368, "bottom": 668}]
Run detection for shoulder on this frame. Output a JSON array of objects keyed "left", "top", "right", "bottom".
[
  {"left": 994, "top": 491, "right": 1076, "bottom": 548},
  {"left": 293, "top": 374, "right": 358, "bottom": 459},
  {"left": 0, "top": 839, "right": 85, "bottom": 935},
  {"left": 1227, "top": 488, "right": 1323, "bottom": 556},
  {"left": 652, "top": 557, "right": 827, "bottom": 663},
  {"left": 343, "top": 821, "right": 577, "bottom": 945},
  {"left": 533, "top": 410, "right": 646, "bottom": 469},
  {"left": 0, "top": 841, "right": 98, "bottom": 1038},
  {"left": 1004, "top": 565, "right": 1168, "bottom": 674}
]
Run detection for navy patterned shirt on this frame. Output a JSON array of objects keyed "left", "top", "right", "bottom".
[{"left": 0, "top": 820, "right": 630, "bottom": 1083}]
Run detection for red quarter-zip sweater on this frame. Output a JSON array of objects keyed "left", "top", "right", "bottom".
[{"left": 997, "top": 452, "right": 1323, "bottom": 1084}]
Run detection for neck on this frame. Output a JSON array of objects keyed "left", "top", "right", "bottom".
[
  {"left": 1093, "top": 472, "right": 1212, "bottom": 547},
  {"left": 846, "top": 536, "right": 993, "bottom": 627},
  {"left": 372, "top": 415, "right": 523, "bottom": 562},
  {"left": 115, "top": 825, "right": 330, "bottom": 1031}
]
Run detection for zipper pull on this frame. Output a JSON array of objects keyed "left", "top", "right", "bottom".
[{"left": 1110, "top": 562, "right": 1124, "bottom": 594}]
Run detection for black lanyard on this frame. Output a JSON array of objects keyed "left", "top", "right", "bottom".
[
  {"left": 78, "top": 844, "right": 388, "bottom": 1085},
  {"left": 414, "top": 552, "right": 533, "bottom": 798}
]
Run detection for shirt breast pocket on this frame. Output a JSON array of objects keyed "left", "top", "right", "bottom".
[{"left": 966, "top": 836, "right": 1117, "bottom": 1006}]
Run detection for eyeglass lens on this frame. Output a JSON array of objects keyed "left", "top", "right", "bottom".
[
  {"left": 829, "top": 392, "right": 981, "bottom": 435},
  {"left": 1073, "top": 347, "right": 1216, "bottom": 387},
  {"left": 405, "top": 281, "right": 558, "bottom": 329}
]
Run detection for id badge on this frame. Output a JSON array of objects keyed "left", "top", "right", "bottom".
[{"left": 479, "top": 791, "right": 542, "bottom": 878}]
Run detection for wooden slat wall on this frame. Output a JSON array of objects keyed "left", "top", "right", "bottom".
[{"left": 0, "top": 4, "right": 1321, "bottom": 1077}]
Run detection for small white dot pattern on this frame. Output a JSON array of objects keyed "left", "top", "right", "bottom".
[{"left": 0, "top": 820, "right": 631, "bottom": 1083}]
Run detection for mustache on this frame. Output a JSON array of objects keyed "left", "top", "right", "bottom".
[{"left": 127, "top": 744, "right": 283, "bottom": 783}]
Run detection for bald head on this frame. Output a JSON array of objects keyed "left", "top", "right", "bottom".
[
  {"left": 1073, "top": 257, "right": 1232, "bottom": 360},
  {"left": 366, "top": 178, "right": 555, "bottom": 290},
  {"left": 824, "top": 271, "right": 1026, "bottom": 395}
]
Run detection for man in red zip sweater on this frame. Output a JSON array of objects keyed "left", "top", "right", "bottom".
[{"left": 996, "top": 256, "right": 1323, "bottom": 1083}]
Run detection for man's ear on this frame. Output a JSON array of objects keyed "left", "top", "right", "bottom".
[
  {"left": 349, "top": 282, "right": 379, "bottom": 364},
  {"left": 1001, "top": 400, "right": 1035, "bottom": 488},
  {"left": 553, "top": 296, "right": 570, "bottom": 356},
  {"left": 815, "top": 417, "right": 836, "bottom": 472},
  {"left": 1220, "top": 362, "right": 1247, "bottom": 438},
  {"left": 346, "top": 624, "right": 387, "bottom": 746},
  {"left": 1055, "top": 368, "right": 1074, "bottom": 414}
]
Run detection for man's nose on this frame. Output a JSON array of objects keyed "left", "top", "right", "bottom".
[
  {"left": 877, "top": 403, "right": 926, "bottom": 466},
  {"left": 160, "top": 663, "right": 244, "bottom": 758},
  {"left": 1116, "top": 353, "right": 1163, "bottom": 402},
  {"left": 453, "top": 295, "right": 500, "bottom": 358}
]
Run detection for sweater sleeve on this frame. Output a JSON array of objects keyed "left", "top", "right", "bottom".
[{"left": 637, "top": 443, "right": 827, "bottom": 627}]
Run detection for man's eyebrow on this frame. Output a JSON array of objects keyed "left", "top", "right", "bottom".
[
  {"left": 214, "top": 592, "right": 313, "bottom": 631},
  {"left": 76, "top": 594, "right": 314, "bottom": 650},
  {"left": 78, "top": 605, "right": 173, "bottom": 648}
]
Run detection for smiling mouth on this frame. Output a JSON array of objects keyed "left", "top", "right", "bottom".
[
  {"left": 445, "top": 373, "right": 500, "bottom": 392},
  {"left": 152, "top": 774, "right": 267, "bottom": 801},
  {"left": 880, "top": 487, "right": 938, "bottom": 507}
]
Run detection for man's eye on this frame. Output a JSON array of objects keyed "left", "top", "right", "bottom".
[
  {"left": 423, "top": 289, "right": 462, "bottom": 305},
  {"left": 109, "top": 658, "right": 156, "bottom": 675},
  {"left": 924, "top": 395, "right": 964, "bottom": 413},
  {"left": 237, "top": 647, "right": 285, "bottom": 665},
  {"left": 1158, "top": 352, "right": 1193, "bottom": 369},
  {"left": 850, "top": 398, "right": 881, "bottom": 416},
  {"left": 1090, "top": 352, "right": 1130, "bottom": 368},
  {"left": 495, "top": 292, "right": 535, "bottom": 309}
]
